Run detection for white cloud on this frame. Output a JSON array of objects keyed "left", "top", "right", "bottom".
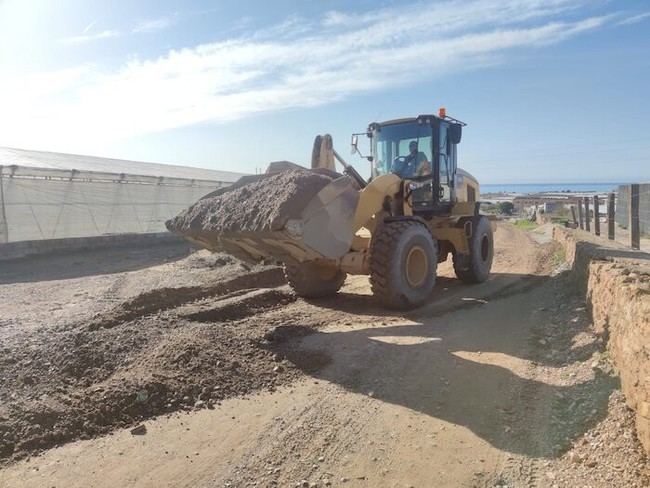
[
  {"left": 0, "top": 0, "right": 615, "bottom": 153},
  {"left": 83, "top": 20, "right": 97, "bottom": 33},
  {"left": 322, "top": 10, "right": 351, "bottom": 27},
  {"left": 617, "top": 11, "right": 650, "bottom": 26},
  {"left": 62, "top": 29, "right": 121, "bottom": 44},
  {"left": 62, "top": 16, "right": 173, "bottom": 44},
  {"left": 132, "top": 17, "right": 173, "bottom": 34}
]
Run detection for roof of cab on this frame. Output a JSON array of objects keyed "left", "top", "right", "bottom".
[
  {"left": 374, "top": 116, "right": 418, "bottom": 126},
  {"left": 371, "top": 113, "right": 465, "bottom": 128}
]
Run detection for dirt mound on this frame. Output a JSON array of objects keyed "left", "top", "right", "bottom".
[
  {"left": 184, "top": 288, "right": 296, "bottom": 322},
  {"left": 0, "top": 321, "right": 302, "bottom": 462},
  {"left": 165, "top": 169, "right": 336, "bottom": 240},
  {"left": 0, "top": 264, "right": 317, "bottom": 464}
]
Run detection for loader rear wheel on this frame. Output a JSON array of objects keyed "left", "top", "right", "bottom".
[
  {"left": 284, "top": 262, "right": 346, "bottom": 298},
  {"left": 369, "top": 220, "right": 437, "bottom": 310},
  {"left": 453, "top": 216, "right": 494, "bottom": 283}
]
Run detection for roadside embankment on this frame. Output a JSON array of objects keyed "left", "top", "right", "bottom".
[
  {"left": 0, "top": 232, "right": 185, "bottom": 261},
  {"left": 553, "top": 226, "right": 650, "bottom": 454}
]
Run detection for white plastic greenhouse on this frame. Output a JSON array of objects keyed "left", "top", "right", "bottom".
[{"left": 0, "top": 147, "right": 245, "bottom": 244}]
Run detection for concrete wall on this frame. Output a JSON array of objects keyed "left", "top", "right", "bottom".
[
  {"left": 0, "top": 232, "right": 185, "bottom": 261},
  {"left": 553, "top": 226, "right": 650, "bottom": 454}
]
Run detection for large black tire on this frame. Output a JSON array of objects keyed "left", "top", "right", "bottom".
[
  {"left": 369, "top": 220, "right": 437, "bottom": 309},
  {"left": 284, "top": 261, "right": 346, "bottom": 298},
  {"left": 453, "top": 216, "right": 494, "bottom": 283}
]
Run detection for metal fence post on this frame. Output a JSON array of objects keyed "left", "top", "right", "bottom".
[
  {"left": 0, "top": 166, "right": 8, "bottom": 244},
  {"left": 578, "top": 200, "right": 584, "bottom": 230},
  {"left": 593, "top": 195, "right": 600, "bottom": 236},
  {"left": 630, "top": 183, "right": 640, "bottom": 250},
  {"left": 607, "top": 193, "right": 615, "bottom": 240},
  {"left": 584, "top": 197, "right": 591, "bottom": 232}
]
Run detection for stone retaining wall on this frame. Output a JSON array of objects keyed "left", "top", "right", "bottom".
[{"left": 553, "top": 226, "right": 650, "bottom": 453}]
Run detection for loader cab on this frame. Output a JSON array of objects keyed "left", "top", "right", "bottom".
[{"left": 367, "top": 112, "right": 464, "bottom": 216}]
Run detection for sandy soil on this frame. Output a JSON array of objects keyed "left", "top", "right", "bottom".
[{"left": 0, "top": 224, "right": 647, "bottom": 487}]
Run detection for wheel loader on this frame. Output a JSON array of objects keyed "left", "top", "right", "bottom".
[{"left": 170, "top": 109, "right": 495, "bottom": 309}]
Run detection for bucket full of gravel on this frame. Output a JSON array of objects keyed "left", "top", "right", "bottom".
[{"left": 166, "top": 168, "right": 359, "bottom": 263}]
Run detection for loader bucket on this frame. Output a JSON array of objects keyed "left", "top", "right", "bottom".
[
  {"left": 219, "top": 176, "right": 359, "bottom": 264},
  {"left": 167, "top": 169, "right": 360, "bottom": 265},
  {"left": 294, "top": 176, "right": 359, "bottom": 258}
]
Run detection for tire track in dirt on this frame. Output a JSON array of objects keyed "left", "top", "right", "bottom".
[
  {"left": 183, "top": 288, "right": 295, "bottom": 323},
  {"left": 218, "top": 389, "right": 376, "bottom": 487},
  {"left": 88, "top": 267, "right": 285, "bottom": 329}
]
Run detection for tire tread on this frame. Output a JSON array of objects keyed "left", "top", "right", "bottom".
[{"left": 369, "top": 220, "right": 436, "bottom": 309}]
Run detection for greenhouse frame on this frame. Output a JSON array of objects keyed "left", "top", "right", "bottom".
[{"left": 0, "top": 147, "right": 245, "bottom": 245}]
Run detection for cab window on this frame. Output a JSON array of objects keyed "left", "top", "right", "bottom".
[{"left": 372, "top": 122, "right": 432, "bottom": 178}]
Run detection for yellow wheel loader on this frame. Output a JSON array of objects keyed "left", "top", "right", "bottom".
[{"left": 171, "top": 109, "right": 495, "bottom": 310}]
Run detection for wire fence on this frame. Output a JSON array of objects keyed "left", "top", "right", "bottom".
[{"left": 570, "top": 184, "right": 649, "bottom": 251}]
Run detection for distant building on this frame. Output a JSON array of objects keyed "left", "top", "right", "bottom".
[{"left": 512, "top": 194, "right": 580, "bottom": 213}]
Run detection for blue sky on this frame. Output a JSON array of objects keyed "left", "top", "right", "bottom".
[{"left": 1, "top": 0, "right": 649, "bottom": 183}]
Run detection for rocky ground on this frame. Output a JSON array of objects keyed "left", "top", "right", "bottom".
[
  {"left": 0, "top": 224, "right": 648, "bottom": 487},
  {"left": 0, "top": 249, "right": 301, "bottom": 463}
]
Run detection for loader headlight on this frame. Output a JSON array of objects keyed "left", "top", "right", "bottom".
[{"left": 408, "top": 181, "right": 430, "bottom": 191}]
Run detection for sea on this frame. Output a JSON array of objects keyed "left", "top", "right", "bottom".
[{"left": 481, "top": 183, "right": 620, "bottom": 195}]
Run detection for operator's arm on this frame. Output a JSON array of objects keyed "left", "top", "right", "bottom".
[{"left": 416, "top": 153, "right": 431, "bottom": 176}]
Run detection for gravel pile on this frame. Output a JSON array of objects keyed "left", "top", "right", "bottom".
[
  {"left": 166, "top": 169, "right": 336, "bottom": 243},
  {"left": 0, "top": 265, "right": 313, "bottom": 464}
]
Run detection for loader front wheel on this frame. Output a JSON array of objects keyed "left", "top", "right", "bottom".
[
  {"left": 453, "top": 216, "right": 494, "bottom": 283},
  {"left": 369, "top": 220, "right": 437, "bottom": 309},
  {"left": 284, "top": 262, "right": 346, "bottom": 298}
]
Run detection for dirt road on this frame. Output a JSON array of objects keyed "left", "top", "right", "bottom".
[{"left": 0, "top": 224, "right": 647, "bottom": 487}]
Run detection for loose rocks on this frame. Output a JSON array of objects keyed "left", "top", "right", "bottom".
[{"left": 130, "top": 425, "right": 147, "bottom": 436}]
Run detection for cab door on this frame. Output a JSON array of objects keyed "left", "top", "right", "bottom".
[
  {"left": 439, "top": 124, "right": 452, "bottom": 201},
  {"left": 431, "top": 122, "right": 454, "bottom": 214}
]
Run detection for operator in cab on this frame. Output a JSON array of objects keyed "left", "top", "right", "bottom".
[{"left": 391, "top": 140, "right": 431, "bottom": 178}]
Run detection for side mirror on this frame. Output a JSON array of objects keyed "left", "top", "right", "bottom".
[
  {"left": 351, "top": 134, "right": 359, "bottom": 155},
  {"left": 449, "top": 124, "right": 462, "bottom": 144}
]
